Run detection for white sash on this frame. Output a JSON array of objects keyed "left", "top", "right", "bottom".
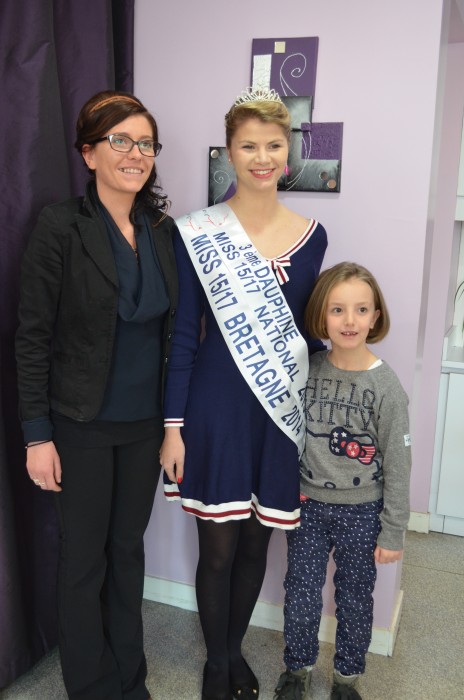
[{"left": 176, "top": 203, "right": 309, "bottom": 456}]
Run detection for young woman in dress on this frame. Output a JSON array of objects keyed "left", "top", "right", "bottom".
[{"left": 160, "top": 88, "right": 327, "bottom": 700}]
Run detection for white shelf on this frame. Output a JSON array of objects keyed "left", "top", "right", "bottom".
[
  {"left": 457, "top": 112, "right": 464, "bottom": 199},
  {"left": 436, "top": 373, "right": 464, "bottom": 518},
  {"left": 442, "top": 326, "right": 464, "bottom": 371},
  {"left": 456, "top": 196, "right": 464, "bottom": 220}
]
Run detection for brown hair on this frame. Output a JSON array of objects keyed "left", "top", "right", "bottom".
[
  {"left": 304, "top": 262, "right": 390, "bottom": 343},
  {"left": 75, "top": 90, "right": 168, "bottom": 216},
  {"left": 225, "top": 93, "right": 291, "bottom": 147}
]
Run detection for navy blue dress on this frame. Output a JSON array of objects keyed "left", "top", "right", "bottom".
[{"left": 163, "top": 219, "right": 327, "bottom": 529}]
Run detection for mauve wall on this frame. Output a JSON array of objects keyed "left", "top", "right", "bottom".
[{"left": 135, "top": 0, "right": 463, "bottom": 625}]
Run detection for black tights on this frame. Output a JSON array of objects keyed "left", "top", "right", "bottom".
[{"left": 196, "top": 515, "right": 273, "bottom": 694}]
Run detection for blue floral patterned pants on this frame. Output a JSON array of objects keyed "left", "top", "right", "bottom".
[{"left": 283, "top": 497, "right": 383, "bottom": 676}]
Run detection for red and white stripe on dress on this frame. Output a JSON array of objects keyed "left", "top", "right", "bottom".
[
  {"left": 164, "top": 418, "right": 184, "bottom": 428},
  {"left": 163, "top": 483, "right": 301, "bottom": 530}
]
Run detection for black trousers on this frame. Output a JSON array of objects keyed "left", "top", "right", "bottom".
[{"left": 53, "top": 421, "right": 162, "bottom": 700}]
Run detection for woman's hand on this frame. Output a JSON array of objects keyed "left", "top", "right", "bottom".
[
  {"left": 27, "top": 441, "right": 62, "bottom": 492},
  {"left": 374, "top": 546, "right": 403, "bottom": 564},
  {"left": 159, "top": 428, "right": 185, "bottom": 484}
]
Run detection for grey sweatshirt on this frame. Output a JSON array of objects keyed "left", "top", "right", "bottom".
[{"left": 300, "top": 351, "right": 411, "bottom": 550}]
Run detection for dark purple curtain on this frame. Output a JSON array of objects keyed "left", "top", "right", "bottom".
[{"left": 0, "top": 0, "right": 134, "bottom": 688}]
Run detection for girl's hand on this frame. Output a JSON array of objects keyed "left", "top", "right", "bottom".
[
  {"left": 374, "top": 546, "right": 403, "bottom": 564},
  {"left": 27, "top": 441, "right": 62, "bottom": 492},
  {"left": 159, "top": 428, "right": 185, "bottom": 484}
]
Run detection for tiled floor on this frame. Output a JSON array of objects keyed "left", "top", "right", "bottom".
[{"left": 2, "top": 531, "right": 463, "bottom": 699}]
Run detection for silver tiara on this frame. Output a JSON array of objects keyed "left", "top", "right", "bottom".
[{"left": 234, "top": 87, "right": 283, "bottom": 106}]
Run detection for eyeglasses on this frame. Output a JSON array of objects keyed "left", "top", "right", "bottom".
[{"left": 95, "top": 133, "right": 162, "bottom": 157}]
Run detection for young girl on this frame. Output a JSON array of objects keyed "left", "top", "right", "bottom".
[{"left": 274, "top": 262, "right": 411, "bottom": 700}]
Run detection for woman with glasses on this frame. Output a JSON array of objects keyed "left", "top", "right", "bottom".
[{"left": 15, "top": 90, "right": 178, "bottom": 700}]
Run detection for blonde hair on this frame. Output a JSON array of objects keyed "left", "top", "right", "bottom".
[
  {"left": 305, "top": 262, "right": 390, "bottom": 343},
  {"left": 225, "top": 98, "right": 291, "bottom": 147}
]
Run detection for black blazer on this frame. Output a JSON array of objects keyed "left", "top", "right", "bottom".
[{"left": 15, "top": 191, "right": 178, "bottom": 424}]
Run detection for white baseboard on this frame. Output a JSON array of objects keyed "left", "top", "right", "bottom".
[
  {"left": 143, "top": 576, "right": 402, "bottom": 657},
  {"left": 428, "top": 512, "right": 464, "bottom": 536},
  {"left": 428, "top": 513, "right": 444, "bottom": 532},
  {"left": 407, "top": 511, "right": 429, "bottom": 533}
]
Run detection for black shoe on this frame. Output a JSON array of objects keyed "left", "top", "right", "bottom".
[
  {"left": 274, "top": 668, "right": 311, "bottom": 699},
  {"left": 230, "top": 658, "right": 259, "bottom": 699},
  {"left": 202, "top": 662, "right": 233, "bottom": 700},
  {"left": 331, "top": 681, "right": 362, "bottom": 700}
]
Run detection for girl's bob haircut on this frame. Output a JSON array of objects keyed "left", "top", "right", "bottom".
[{"left": 304, "top": 261, "right": 390, "bottom": 343}]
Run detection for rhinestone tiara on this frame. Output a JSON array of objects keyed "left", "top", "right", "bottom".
[{"left": 234, "top": 87, "right": 283, "bottom": 106}]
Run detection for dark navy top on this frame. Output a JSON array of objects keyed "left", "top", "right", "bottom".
[{"left": 96, "top": 206, "right": 169, "bottom": 420}]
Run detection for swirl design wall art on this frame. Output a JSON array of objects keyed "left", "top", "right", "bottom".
[{"left": 208, "top": 36, "right": 343, "bottom": 204}]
